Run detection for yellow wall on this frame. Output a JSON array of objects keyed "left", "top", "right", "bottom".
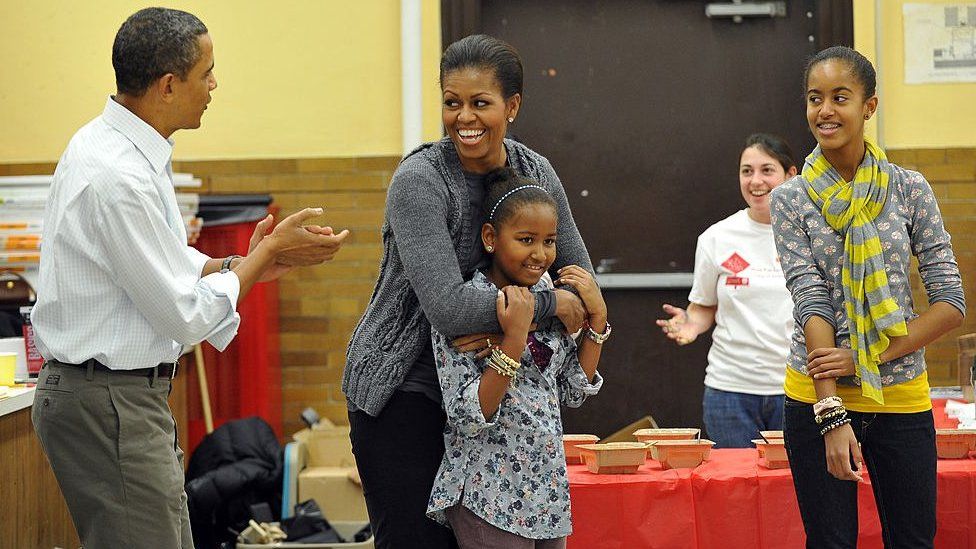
[
  {"left": 854, "top": 0, "right": 976, "bottom": 148},
  {"left": 8, "top": 1, "right": 969, "bottom": 160},
  {"left": 0, "top": 1, "right": 443, "bottom": 162}
]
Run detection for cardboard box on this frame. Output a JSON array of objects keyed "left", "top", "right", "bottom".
[
  {"left": 600, "top": 416, "right": 659, "bottom": 443},
  {"left": 291, "top": 422, "right": 367, "bottom": 523},
  {"left": 298, "top": 466, "right": 369, "bottom": 522},
  {"left": 293, "top": 424, "right": 356, "bottom": 468}
]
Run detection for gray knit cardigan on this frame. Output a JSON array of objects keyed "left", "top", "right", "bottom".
[{"left": 343, "top": 137, "right": 594, "bottom": 416}]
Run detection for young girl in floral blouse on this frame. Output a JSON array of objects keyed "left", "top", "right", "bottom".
[{"left": 427, "top": 167, "right": 608, "bottom": 548}]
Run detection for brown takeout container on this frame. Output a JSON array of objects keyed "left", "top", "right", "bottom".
[
  {"left": 633, "top": 428, "right": 701, "bottom": 443},
  {"left": 752, "top": 439, "right": 789, "bottom": 469},
  {"left": 647, "top": 439, "right": 715, "bottom": 469},
  {"left": 936, "top": 429, "right": 976, "bottom": 459},
  {"left": 577, "top": 442, "right": 648, "bottom": 474},
  {"left": 634, "top": 428, "right": 701, "bottom": 459},
  {"left": 563, "top": 434, "right": 600, "bottom": 465}
]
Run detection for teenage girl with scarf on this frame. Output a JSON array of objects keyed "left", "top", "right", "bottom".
[{"left": 770, "top": 46, "right": 965, "bottom": 548}]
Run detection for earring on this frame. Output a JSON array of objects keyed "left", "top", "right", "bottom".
[
  {"left": 864, "top": 114, "right": 870, "bottom": 120},
  {"left": 486, "top": 245, "right": 494, "bottom": 253},
  {"left": 507, "top": 117, "right": 514, "bottom": 123}
]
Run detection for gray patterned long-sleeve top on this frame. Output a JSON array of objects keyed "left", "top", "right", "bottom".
[
  {"left": 770, "top": 165, "right": 965, "bottom": 394},
  {"left": 427, "top": 271, "right": 603, "bottom": 539}
]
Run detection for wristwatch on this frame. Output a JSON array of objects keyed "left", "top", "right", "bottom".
[
  {"left": 220, "top": 255, "right": 242, "bottom": 274},
  {"left": 586, "top": 321, "right": 612, "bottom": 344}
]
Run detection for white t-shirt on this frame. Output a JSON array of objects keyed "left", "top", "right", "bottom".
[{"left": 688, "top": 209, "right": 792, "bottom": 395}]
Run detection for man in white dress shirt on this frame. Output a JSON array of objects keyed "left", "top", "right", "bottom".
[{"left": 30, "top": 8, "right": 348, "bottom": 548}]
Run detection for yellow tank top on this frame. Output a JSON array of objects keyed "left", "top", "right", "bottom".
[{"left": 784, "top": 367, "right": 931, "bottom": 413}]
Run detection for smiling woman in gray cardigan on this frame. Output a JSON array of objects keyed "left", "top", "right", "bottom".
[
  {"left": 344, "top": 137, "right": 591, "bottom": 415},
  {"left": 342, "top": 35, "right": 594, "bottom": 549}
]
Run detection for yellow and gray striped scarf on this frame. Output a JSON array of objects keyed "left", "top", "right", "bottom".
[{"left": 803, "top": 140, "right": 907, "bottom": 404}]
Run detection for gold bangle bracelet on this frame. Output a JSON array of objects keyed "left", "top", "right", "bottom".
[
  {"left": 488, "top": 355, "right": 518, "bottom": 378},
  {"left": 491, "top": 347, "right": 521, "bottom": 370}
]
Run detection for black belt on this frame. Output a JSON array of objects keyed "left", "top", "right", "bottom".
[{"left": 51, "top": 359, "right": 178, "bottom": 379}]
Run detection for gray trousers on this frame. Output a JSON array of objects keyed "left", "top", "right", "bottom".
[
  {"left": 32, "top": 362, "right": 193, "bottom": 549},
  {"left": 445, "top": 504, "right": 567, "bottom": 549}
]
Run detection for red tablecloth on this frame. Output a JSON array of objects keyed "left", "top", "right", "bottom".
[
  {"left": 567, "top": 401, "right": 975, "bottom": 548},
  {"left": 932, "top": 398, "right": 960, "bottom": 430}
]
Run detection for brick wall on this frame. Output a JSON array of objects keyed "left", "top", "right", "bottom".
[
  {"left": 172, "top": 157, "right": 400, "bottom": 435},
  {"left": 887, "top": 148, "right": 976, "bottom": 386}
]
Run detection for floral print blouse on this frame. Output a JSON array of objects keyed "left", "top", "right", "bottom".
[{"left": 427, "top": 271, "right": 603, "bottom": 539}]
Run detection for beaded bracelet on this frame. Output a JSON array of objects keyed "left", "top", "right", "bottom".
[
  {"left": 492, "top": 347, "right": 521, "bottom": 371},
  {"left": 816, "top": 410, "right": 847, "bottom": 426},
  {"left": 819, "top": 417, "right": 852, "bottom": 437},
  {"left": 487, "top": 357, "right": 517, "bottom": 378},
  {"left": 585, "top": 321, "right": 612, "bottom": 344},
  {"left": 815, "top": 406, "right": 848, "bottom": 425},
  {"left": 813, "top": 396, "right": 843, "bottom": 416},
  {"left": 819, "top": 418, "right": 849, "bottom": 437},
  {"left": 488, "top": 357, "right": 518, "bottom": 378},
  {"left": 488, "top": 347, "right": 521, "bottom": 378}
]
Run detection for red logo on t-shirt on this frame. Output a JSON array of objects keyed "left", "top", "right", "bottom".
[
  {"left": 722, "top": 253, "right": 749, "bottom": 274},
  {"left": 722, "top": 252, "right": 750, "bottom": 287}
]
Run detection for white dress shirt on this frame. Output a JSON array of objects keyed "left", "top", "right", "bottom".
[{"left": 33, "top": 97, "right": 241, "bottom": 370}]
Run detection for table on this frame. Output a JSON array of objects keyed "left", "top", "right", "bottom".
[
  {"left": 0, "top": 387, "right": 80, "bottom": 549},
  {"left": 0, "top": 375, "right": 189, "bottom": 548},
  {"left": 567, "top": 401, "right": 976, "bottom": 548}
]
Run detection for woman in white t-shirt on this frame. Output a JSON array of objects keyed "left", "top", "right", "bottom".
[{"left": 656, "top": 133, "right": 797, "bottom": 448}]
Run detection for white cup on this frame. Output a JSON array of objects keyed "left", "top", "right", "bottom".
[{"left": 0, "top": 338, "right": 28, "bottom": 381}]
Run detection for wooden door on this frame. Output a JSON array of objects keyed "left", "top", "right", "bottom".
[{"left": 444, "top": 0, "right": 852, "bottom": 436}]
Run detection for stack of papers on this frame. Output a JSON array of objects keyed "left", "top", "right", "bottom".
[{"left": 0, "top": 176, "right": 47, "bottom": 284}]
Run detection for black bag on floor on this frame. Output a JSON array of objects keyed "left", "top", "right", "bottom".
[
  {"left": 185, "top": 416, "right": 283, "bottom": 549},
  {"left": 281, "top": 499, "right": 343, "bottom": 543}
]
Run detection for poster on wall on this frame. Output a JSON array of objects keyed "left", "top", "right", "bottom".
[{"left": 904, "top": 3, "right": 976, "bottom": 84}]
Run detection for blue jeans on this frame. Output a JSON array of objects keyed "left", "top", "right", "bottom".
[
  {"left": 783, "top": 397, "right": 936, "bottom": 549},
  {"left": 702, "top": 387, "right": 784, "bottom": 448}
]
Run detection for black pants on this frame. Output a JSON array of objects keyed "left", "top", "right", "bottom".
[
  {"left": 784, "top": 397, "right": 937, "bottom": 549},
  {"left": 349, "top": 391, "right": 459, "bottom": 549}
]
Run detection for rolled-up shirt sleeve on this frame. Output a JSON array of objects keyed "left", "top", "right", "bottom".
[
  {"left": 92, "top": 175, "right": 240, "bottom": 350},
  {"left": 770, "top": 187, "right": 836, "bottom": 329},
  {"left": 432, "top": 329, "right": 497, "bottom": 437},
  {"left": 197, "top": 272, "right": 241, "bottom": 350},
  {"left": 907, "top": 172, "right": 966, "bottom": 316},
  {"left": 184, "top": 246, "right": 211, "bottom": 277}
]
